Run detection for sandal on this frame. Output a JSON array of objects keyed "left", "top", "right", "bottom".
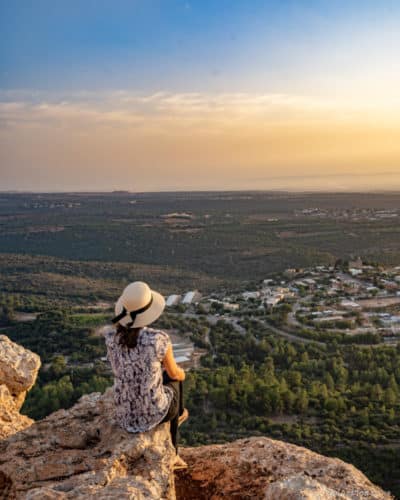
[{"left": 173, "top": 454, "right": 188, "bottom": 471}]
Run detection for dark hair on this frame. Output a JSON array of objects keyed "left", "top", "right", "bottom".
[{"left": 116, "top": 323, "right": 142, "bottom": 348}]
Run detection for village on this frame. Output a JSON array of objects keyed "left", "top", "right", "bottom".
[
  {"left": 294, "top": 207, "right": 400, "bottom": 221},
  {"left": 164, "top": 257, "right": 400, "bottom": 367},
  {"left": 5, "top": 258, "right": 400, "bottom": 374}
]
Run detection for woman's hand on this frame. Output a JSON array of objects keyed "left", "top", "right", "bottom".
[{"left": 163, "top": 344, "right": 186, "bottom": 381}]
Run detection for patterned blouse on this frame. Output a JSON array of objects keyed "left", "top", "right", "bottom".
[{"left": 104, "top": 326, "right": 174, "bottom": 433}]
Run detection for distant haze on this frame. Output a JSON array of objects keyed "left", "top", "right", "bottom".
[{"left": 1, "top": 2, "right": 400, "bottom": 192}]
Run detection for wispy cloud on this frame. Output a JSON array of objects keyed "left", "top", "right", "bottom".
[
  {"left": 1, "top": 88, "right": 400, "bottom": 193},
  {"left": 1, "top": 89, "right": 398, "bottom": 133}
]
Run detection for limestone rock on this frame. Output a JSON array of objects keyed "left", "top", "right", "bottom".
[
  {"left": 0, "top": 336, "right": 392, "bottom": 499},
  {"left": 176, "top": 437, "right": 392, "bottom": 500},
  {"left": 0, "top": 335, "right": 41, "bottom": 399},
  {"left": 265, "top": 473, "right": 351, "bottom": 499},
  {"left": 0, "top": 384, "right": 34, "bottom": 440},
  {"left": 0, "top": 335, "right": 40, "bottom": 439},
  {"left": 0, "top": 388, "right": 176, "bottom": 500}
]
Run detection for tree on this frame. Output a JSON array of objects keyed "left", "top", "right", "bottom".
[
  {"left": 287, "top": 371, "right": 302, "bottom": 388},
  {"left": 300, "top": 352, "right": 309, "bottom": 364},
  {"left": 0, "top": 304, "right": 15, "bottom": 324},
  {"left": 384, "top": 388, "right": 397, "bottom": 406},
  {"left": 296, "top": 389, "right": 309, "bottom": 414},
  {"left": 325, "top": 398, "right": 338, "bottom": 412},
  {"left": 371, "top": 384, "right": 383, "bottom": 402},
  {"left": 50, "top": 355, "right": 67, "bottom": 377},
  {"left": 325, "top": 373, "right": 335, "bottom": 392},
  {"left": 388, "top": 375, "right": 399, "bottom": 396}
]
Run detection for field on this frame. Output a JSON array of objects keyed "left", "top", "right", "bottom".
[{"left": 1, "top": 191, "right": 400, "bottom": 292}]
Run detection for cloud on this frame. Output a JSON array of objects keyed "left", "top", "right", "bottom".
[
  {"left": 1, "top": 88, "right": 400, "bottom": 192},
  {"left": 2, "top": 89, "right": 397, "bottom": 134}
]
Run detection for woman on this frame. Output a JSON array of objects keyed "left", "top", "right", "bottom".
[{"left": 103, "top": 281, "right": 189, "bottom": 469}]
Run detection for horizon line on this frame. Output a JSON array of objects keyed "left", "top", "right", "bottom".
[{"left": 2, "top": 188, "right": 400, "bottom": 195}]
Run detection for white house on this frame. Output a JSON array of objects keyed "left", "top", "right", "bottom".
[
  {"left": 262, "top": 279, "right": 274, "bottom": 286},
  {"left": 222, "top": 302, "right": 240, "bottom": 311},
  {"left": 313, "top": 315, "right": 345, "bottom": 323},
  {"left": 182, "top": 290, "right": 202, "bottom": 304},
  {"left": 242, "top": 291, "right": 260, "bottom": 300},
  {"left": 340, "top": 300, "right": 361, "bottom": 309},
  {"left": 265, "top": 296, "right": 281, "bottom": 308},
  {"left": 166, "top": 294, "right": 181, "bottom": 307}
]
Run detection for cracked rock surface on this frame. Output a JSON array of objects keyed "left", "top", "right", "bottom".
[
  {"left": 175, "top": 437, "right": 393, "bottom": 500},
  {"left": 0, "top": 335, "right": 40, "bottom": 440},
  {"left": 0, "top": 388, "right": 176, "bottom": 499}
]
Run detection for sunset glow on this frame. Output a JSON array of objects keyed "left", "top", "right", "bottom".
[{"left": 1, "top": 1, "right": 400, "bottom": 191}]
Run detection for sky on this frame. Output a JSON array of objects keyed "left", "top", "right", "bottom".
[{"left": 1, "top": 0, "right": 400, "bottom": 192}]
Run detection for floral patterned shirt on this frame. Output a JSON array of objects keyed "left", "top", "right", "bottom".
[{"left": 104, "top": 326, "right": 174, "bottom": 433}]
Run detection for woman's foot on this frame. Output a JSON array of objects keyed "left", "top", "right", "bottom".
[
  {"left": 173, "top": 454, "right": 188, "bottom": 470},
  {"left": 178, "top": 408, "right": 189, "bottom": 427}
]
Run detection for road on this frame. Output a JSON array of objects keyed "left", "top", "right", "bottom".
[
  {"left": 175, "top": 312, "right": 246, "bottom": 335},
  {"left": 173, "top": 310, "right": 388, "bottom": 349},
  {"left": 287, "top": 294, "right": 312, "bottom": 328},
  {"left": 257, "top": 318, "right": 325, "bottom": 346},
  {"left": 175, "top": 310, "right": 321, "bottom": 345}
]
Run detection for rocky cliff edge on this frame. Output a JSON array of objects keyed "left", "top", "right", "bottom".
[
  {"left": 0, "top": 335, "right": 393, "bottom": 499},
  {"left": 0, "top": 335, "right": 41, "bottom": 440}
]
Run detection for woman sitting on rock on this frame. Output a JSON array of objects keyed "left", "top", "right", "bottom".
[{"left": 103, "top": 281, "right": 189, "bottom": 470}]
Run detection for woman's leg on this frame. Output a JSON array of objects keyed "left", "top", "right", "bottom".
[
  {"left": 162, "top": 372, "right": 183, "bottom": 452},
  {"left": 178, "top": 381, "right": 184, "bottom": 416},
  {"left": 163, "top": 371, "right": 184, "bottom": 416},
  {"left": 169, "top": 409, "right": 179, "bottom": 452}
]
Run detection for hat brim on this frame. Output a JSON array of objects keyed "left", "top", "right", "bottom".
[{"left": 115, "top": 290, "right": 165, "bottom": 328}]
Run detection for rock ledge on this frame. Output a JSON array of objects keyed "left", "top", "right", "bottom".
[
  {"left": 0, "top": 388, "right": 176, "bottom": 499},
  {"left": 176, "top": 437, "right": 393, "bottom": 500},
  {"left": 0, "top": 335, "right": 40, "bottom": 439},
  {"left": 0, "top": 336, "right": 393, "bottom": 500}
]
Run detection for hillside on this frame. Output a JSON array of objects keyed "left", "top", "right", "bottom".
[{"left": 0, "top": 336, "right": 393, "bottom": 499}]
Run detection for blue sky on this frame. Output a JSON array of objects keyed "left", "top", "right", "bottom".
[
  {"left": 1, "top": 1, "right": 400, "bottom": 191},
  {"left": 2, "top": 0, "right": 399, "bottom": 93}
]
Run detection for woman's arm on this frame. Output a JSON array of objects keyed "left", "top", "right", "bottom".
[{"left": 163, "top": 344, "right": 185, "bottom": 381}]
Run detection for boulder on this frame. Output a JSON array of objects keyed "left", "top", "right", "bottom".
[
  {"left": 0, "top": 335, "right": 41, "bottom": 401},
  {"left": 0, "top": 335, "right": 40, "bottom": 439},
  {"left": 0, "top": 388, "right": 176, "bottom": 499},
  {"left": 175, "top": 437, "right": 392, "bottom": 500},
  {"left": 0, "top": 384, "right": 34, "bottom": 440}
]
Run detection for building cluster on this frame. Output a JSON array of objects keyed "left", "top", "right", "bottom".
[
  {"left": 277, "top": 260, "right": 400, "bottom": 341},
  {"left": 23, "top": 201, "right": 81, "bottom": 209},
  {"left": 294, "top": 207, "right": 399, "bottom": 221},
  {"left": 161, "top": 212, "right": 193, "bottom": 219},
  {"left": 165, "top": 258, "right": 400, "bottom": 345}
]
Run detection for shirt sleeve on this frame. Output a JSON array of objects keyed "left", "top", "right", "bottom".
[{"left": 155, "top": 331, "right": 172, "bottom": 362}]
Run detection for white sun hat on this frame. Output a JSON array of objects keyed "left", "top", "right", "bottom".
[{"left": 112, "top": 281, "right": 165, "bottom": 328}]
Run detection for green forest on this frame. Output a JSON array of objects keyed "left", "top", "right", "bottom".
[
  {"left": 2, "top": 191, "right": 400, "bottom": 281},
  {"left": 3, "top": 307, "right": 400, "bottom": 497},
  {"left": 182, "top": 319, "right": 400, "bottom": 496}
]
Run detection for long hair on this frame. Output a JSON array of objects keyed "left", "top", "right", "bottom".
[{"left": 116, "top": 323, "right": 142, "bottom": 348}]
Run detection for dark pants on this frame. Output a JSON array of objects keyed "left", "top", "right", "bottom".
[{"left": 161, "top": 371, "right": 184, "bottom": 452}]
